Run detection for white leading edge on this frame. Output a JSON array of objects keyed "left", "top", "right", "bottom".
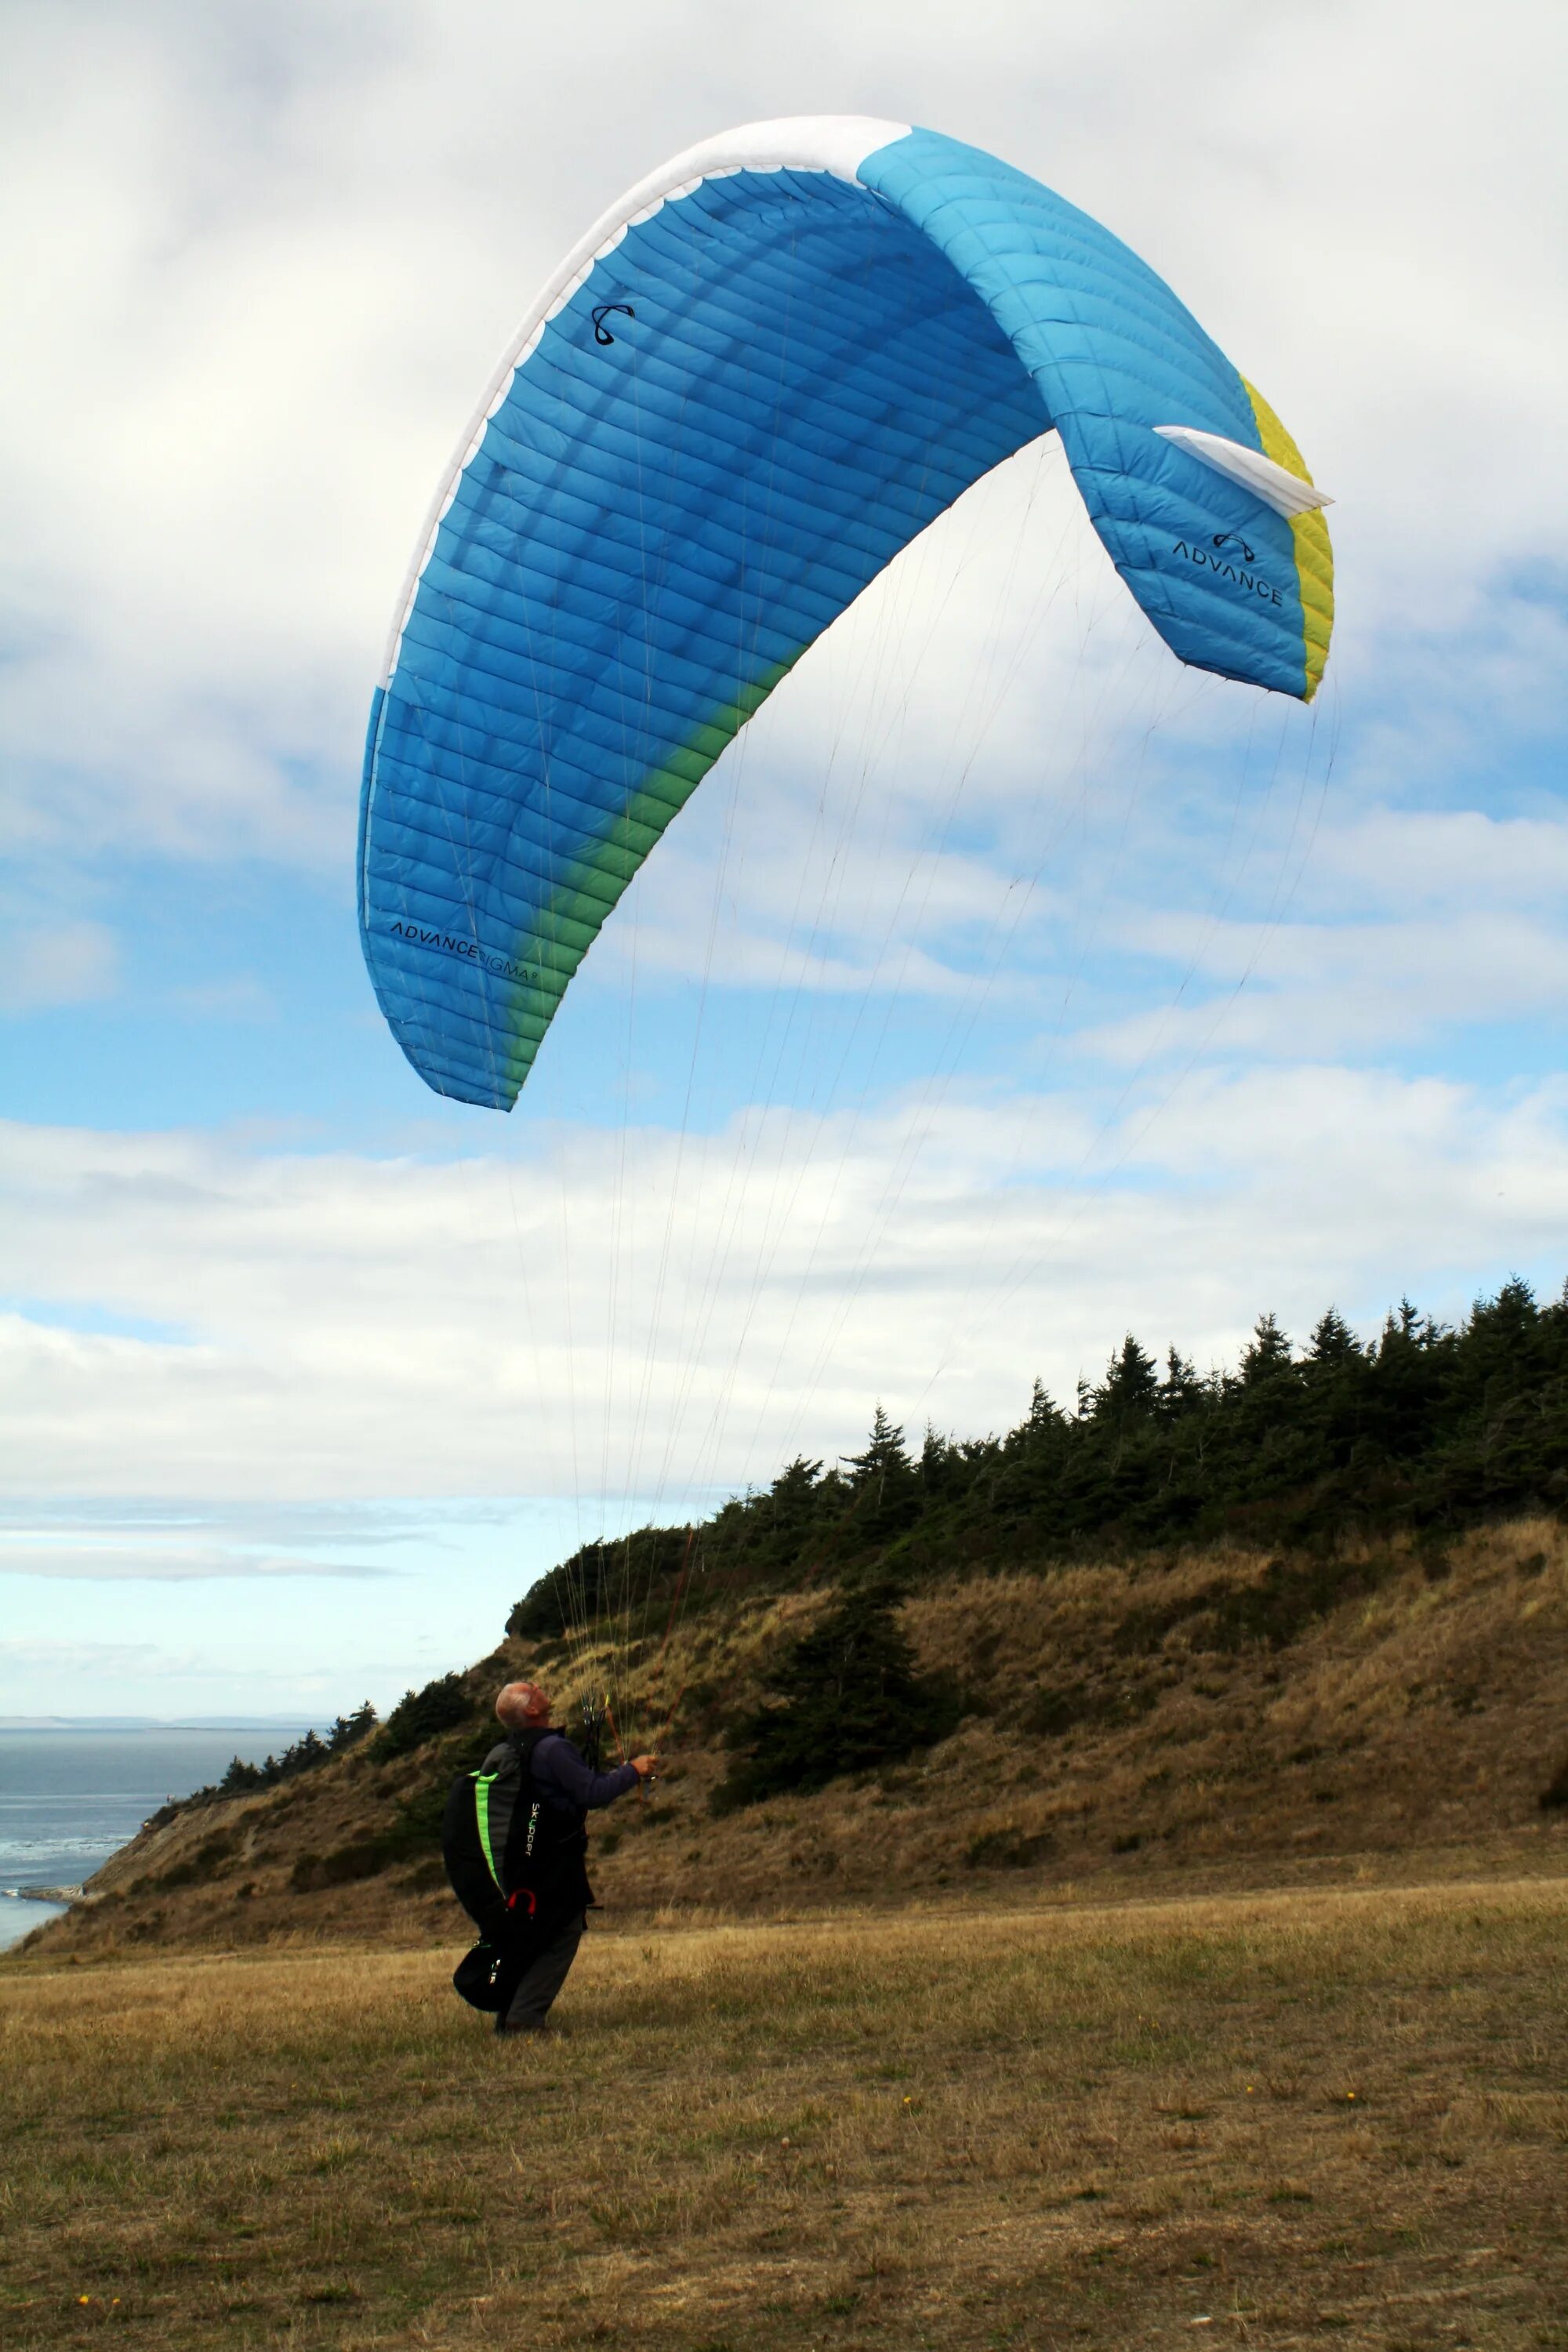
[
  {"left": 1153, "top": 425, "right": 1334, "bottom": 519},
  {"left": 377, "top": 117, "right": 913, "bottom": 688}
]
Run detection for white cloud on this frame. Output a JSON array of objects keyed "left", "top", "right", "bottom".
[
  {"left": 0, "top": 1639, "right": 165, "bottom": 1677},
  {"left": 1091, "top": 907, "right": 1568, "bottom": 1065},
  {"left": 0, "top": 920, "right": 118, "bottom": 1010},
  {"left": 1, "top": 1083, "right": 1562, "bottom": 1519},
  {"left": 1310, "top": 808, "right": 1568, "bottom": 915},
  {"left": 0, "top": 1496, "right": 513, "bottom": 1547},
  {"left": 2, "top": 0, "right": 1564, "bottom": 870},
  {"left": 0, "top": 1538, "right": 392, "bottom": 1581},
  {"left": 0, "top": 1633, "right": 356, "bottom": 1698}
]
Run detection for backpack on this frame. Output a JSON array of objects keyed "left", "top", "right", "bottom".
[
  {"left": 442, "top": 1730, "right": 592, "bottom": 1946},
  {"left": 451, "top": 1937, "right": 519, "bottom": 2013}
]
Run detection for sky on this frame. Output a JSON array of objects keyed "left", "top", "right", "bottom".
[{"left": 3, "top": 0, "right": 1566, "bottom": 1718}]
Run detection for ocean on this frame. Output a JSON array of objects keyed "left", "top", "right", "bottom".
[{"left": 0, "top": 1726, "right": 314, "bottom": 1951}]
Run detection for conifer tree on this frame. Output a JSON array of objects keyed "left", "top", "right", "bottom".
[
  {"left": 1240, "top": 1313, "right": 1294, "bottom": 1384},
  {"left": 1094, "top": 1335, "right": 1160, "bottom": 1415},
  {"left": 843, "top": 1404, "right": 910, "bottom": 1497},
  {"left": 327, "top": 1701, "right": 377, "bottom": 1752},
  {"left": 1307, "top": 1308, "right": 1360, "bottom": 1364},
  {"left": 1158, "top": 1348, "right": 1207, "bottom": 1417},
  {"left": 920, "top": 1423, "right": 959, "bottom": 1497},
  {"left": 713, "top": 1578, "right": 959, "bottom": 1810},
  {"left": 840, "top": 1404, "right": 919, "bottom": 1533},
  {"left": 765, "top": 1457, "right": 825, "bottom": 1541},
  {"left": 1022, "top": 1377, "right": 1063, "bottom": 1438}
]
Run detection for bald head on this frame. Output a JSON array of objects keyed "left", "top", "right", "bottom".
[{"left": 496, "top": 1679, "right": 551, "bottom": 1732}]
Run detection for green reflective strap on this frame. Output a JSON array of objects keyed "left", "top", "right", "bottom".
[{"left": 474, "top": 1772, "right": 503, "bottom": 1893}]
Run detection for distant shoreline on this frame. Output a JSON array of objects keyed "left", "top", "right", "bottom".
[{"left": 0, "top": 1719, "right": 318, "bottom": 1733}]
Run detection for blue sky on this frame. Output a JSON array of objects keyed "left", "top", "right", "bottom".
[{"left": 3, "top": 0, "right": 1567, "bottom": 1717}]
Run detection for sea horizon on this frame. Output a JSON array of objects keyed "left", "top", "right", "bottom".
[
  {"left": 0, "top": 1722, "right": 321, "bottom": 1951},
  {"left": 0, "top": 1715, "right": 327, "bottom": 1732}
]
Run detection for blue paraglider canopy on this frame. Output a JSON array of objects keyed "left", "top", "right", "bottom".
[{"left": 359, "top": 117, "right": 1333, "bottom": 1111}]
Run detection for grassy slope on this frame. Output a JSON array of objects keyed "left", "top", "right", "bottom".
[
  {"left": 22, "top": 1518, "right": 1568, "bottom": 1960},
  {"left": 3, "top": 1880, "right": 1566, "bottom": 2350}
]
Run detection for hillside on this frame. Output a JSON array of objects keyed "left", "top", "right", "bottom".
[{"left": 27, "top": 1515, "right": 1568, "bottom": 1961}]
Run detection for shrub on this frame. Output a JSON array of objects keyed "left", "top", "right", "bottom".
[
  {"left": 180, "top": 1704, "right": 379, "bottom": 1812},
  {"left": 384, "top": 1776, "right": 451, "bottom": 1852},
  {"left": 149, "top": 1831, "right": 237, "bottom": 1892},
  {"left": 290, "top": 1844, "right": 390, "bottom": 1893},
  {"left": 289, "top": 1760, "right": 459, "bottom": 1893},
  {"left": 1021, "top": 1680, "right": 1155, "bottom": 1737},
  {"left": 713, "top": 1579, "right": 959, "bottom": 1813},
  {"left": 964, "top": 1825, "right": 1052, "bottom": 1869},
  {"left": 368, "top": 1673, "right": 475, "bottom": 1762}
]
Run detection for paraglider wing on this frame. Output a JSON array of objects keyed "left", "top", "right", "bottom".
[{"left": 359, "top": 117, "right": 1334, "bottom": 1110}]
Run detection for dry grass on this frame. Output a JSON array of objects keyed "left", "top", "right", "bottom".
[
  {"left": 47, "top": 1520, "right": 1568, "bottom": 1962},
  {"left": 5, "top": 1875, "right": 1567, "bottom": 2348}
]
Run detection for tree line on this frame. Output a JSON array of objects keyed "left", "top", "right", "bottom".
[
  {"left": 510, "top": 1276, "right": 1568, "bottom": 1639},
  {"left": 190, "top": 1703, "right": 379, "bottom": 1802}
]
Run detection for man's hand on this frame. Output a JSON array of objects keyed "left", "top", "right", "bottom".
[{"left": 630, "top": 1754, "right": 661, "bottom": 1781}]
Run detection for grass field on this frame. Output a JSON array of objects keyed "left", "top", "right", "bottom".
[{"left": 4, "top": 1877, "right": 1566, "bottom": 2350}]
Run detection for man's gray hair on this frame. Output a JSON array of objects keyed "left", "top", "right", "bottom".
[{"left": 495, "top": 1680, "right": 547, "bottom": 1730}]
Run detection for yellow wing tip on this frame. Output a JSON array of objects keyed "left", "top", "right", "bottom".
[{"left": 1242, "top": 378, "right": 1334, "bottom": 699}]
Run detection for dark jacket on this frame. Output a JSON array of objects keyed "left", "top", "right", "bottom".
[
  {"left": 529, "top": 1733, "right": 640, "bottom": 1818},
  {"left": 487, "top": 1729, "right": 638, "bottom": 1933}
]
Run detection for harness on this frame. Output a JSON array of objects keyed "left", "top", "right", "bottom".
[{"left": 443, "top": 1728, "right": 591, "bottom": 1942}]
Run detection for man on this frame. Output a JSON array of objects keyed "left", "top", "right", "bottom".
[{"left": 487, "top": 1679, "right": 656, "bottom": 2036}]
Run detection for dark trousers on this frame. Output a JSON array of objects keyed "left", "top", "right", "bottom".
[{"left": 498, "top": 1910, "right": 585, "bottom": 2032}]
